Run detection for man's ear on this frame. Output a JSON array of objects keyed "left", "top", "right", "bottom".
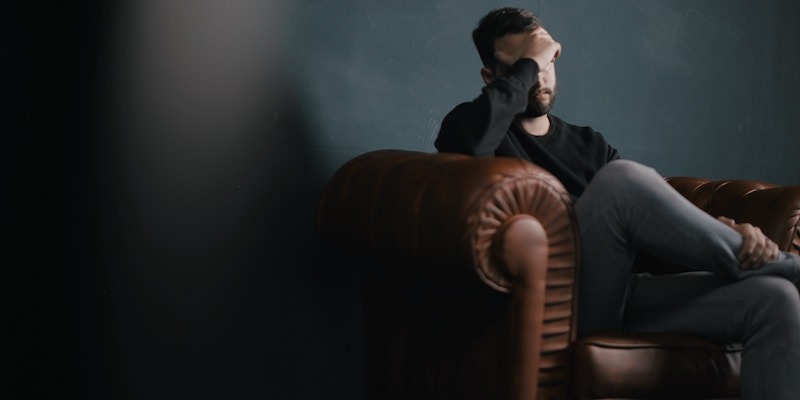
[{"left": 480, "top": 67, "right": 495, "bottom": 86}]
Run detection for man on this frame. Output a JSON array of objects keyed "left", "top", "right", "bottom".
[{"left": 435, "top": 7, "right": 800, "bottom": 399}]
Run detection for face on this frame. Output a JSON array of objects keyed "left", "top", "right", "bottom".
[{"left": 488, "top": 32, "right": 557, "bottom": 118}]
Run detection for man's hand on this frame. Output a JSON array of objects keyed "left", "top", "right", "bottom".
[
  {"left": 718, "top": 216, "right": 779, "bottom": 269},
  {"left": 494, "top": 27, "right": 561, "bottom": 71}
]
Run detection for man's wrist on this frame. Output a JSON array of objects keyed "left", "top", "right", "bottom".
[{"left": 507, "top": 58, "right": 540, "bottom": 87}]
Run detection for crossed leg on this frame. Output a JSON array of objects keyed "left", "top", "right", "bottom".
[{"left": 574, "top": 159, "right": 800, "bottom": 400}]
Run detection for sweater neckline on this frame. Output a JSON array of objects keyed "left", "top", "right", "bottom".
[{"left": 514, "top": 114, "right": 559, "bottom": 141}]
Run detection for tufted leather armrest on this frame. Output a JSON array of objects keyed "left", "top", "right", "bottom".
[
  {"left": 317, "top": 150, "right": 580, "bottom": 399},
  {"left": 317, "top": 149, "right": 579, "bottom": 293}
]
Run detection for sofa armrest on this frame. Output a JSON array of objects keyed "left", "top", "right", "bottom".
[
  {"left": 316, "top": 149, "right": 578, "bottom": 293},
  {"left": 317, "top": 150, "right": 580, "bottom": 399},
  {"left": 667, "top": 177, "right": 800, "bottom": 254}
]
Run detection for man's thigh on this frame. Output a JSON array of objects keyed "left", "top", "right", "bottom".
[{"left": 624, "top": 272, "right": 796, "bottom": 342}]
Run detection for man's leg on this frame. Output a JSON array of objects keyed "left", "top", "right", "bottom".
[
  {"left": 575, "top": 159, "right": 800, "bottom": 334},
  {"left": 574, "top": 159, "right": 800, "bottom": 399},
  {"left": 625, "top": 272, "right": 800, "bottom": 400}
]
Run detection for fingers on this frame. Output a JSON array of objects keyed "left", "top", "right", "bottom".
[
  {"left": 530, "top": 27, "right": 561, "bottom": 64},
  {"left": 493, "top": 27, "right": 561, "bottom": 72},
  {"left": 763, "top": 240, "right": 780, "bottom": 266},
  {"left": 522, "top": 28, "right": 561, "bottom": 69},
  {"left": 736, "top": 223, "right": 778, "bottom": 269},
  {"left": 719, "top": 216, "right": 779, "bottom": 269},
  {"left": 717, "top": 216, "right": 734, "bottom": 226},
  {"left": 740, "top": 224, "right": 766, "bottom": 269},
  {"left": 751, "top": 229, "right": 780, "bottom": 267},
  {"left": 534, "top": 28, "right": 561, "bottom": 61}
]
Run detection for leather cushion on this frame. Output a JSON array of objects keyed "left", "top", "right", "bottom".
[{"left": 572, "top": 333, "right": 741, "bottom": 399}]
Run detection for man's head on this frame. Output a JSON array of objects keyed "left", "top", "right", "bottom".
[
  {"left": 473, "top": 7, "right": 541, "bottom": 72},
  {"left": 473, "top": 7, "right": 556, "bottom": 118}
]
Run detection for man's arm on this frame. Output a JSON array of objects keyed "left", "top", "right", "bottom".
[
  {"left": 435, "top": 27, "right": 561, "bottom": 156},
  {"left": 606, "top": 141, "right": 621, "bottom": 162},
  {"left": 435, "top": 59, "right": 539, "bottom": 156}
]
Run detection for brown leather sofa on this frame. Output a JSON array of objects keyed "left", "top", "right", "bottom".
[{"left": 316, "top": 149, "right": 800, "bottom": 400}]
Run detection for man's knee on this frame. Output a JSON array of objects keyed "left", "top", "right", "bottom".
[
  {"left": 581, "top": 160, "right": 662, "bottom": 205},
  {"left": 745, "top": 276, "right": 800, "bottom": 325},
  {"left": 593, "top": 159, "right": 658, "bottom": 187}
]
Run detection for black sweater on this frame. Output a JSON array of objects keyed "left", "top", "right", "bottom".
[{"left": 435, "top": 58, "right": 619, "bottom": 198}]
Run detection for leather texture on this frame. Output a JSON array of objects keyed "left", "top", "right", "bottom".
[
  {"left": 317, "top": 150, "right": 800, "bottom": 400},
  {"left": 573, "top": 334, "right": 741, "bottom": 399},
  {"left": 318, "top": 150, "right": 579, "bottom": 399}
]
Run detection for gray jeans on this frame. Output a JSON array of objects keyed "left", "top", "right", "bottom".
[{"left": 575, "top": 159, "right": 800, "bottom": 400}]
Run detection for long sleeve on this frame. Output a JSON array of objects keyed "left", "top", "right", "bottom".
[
  {"left": 435, "top": 59, "right": 621, "bottom": 199},
  {"left": 435, "top": 59, "right": 540, "bottom": 157}
]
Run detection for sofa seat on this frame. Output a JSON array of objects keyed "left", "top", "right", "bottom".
[{"left": 572, "top": 333, "right": 741, "bottom": 399}]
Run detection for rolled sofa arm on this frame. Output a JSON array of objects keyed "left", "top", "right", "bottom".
[
  {"left": 316, "top": 149, "right": 579, "bottom": 293},
  {"left": 318, "top": 150, "right": 580, "bottom": 399}
]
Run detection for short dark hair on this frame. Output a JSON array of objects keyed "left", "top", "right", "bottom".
[{"left": 472, "top": 7, "right": 541, "bottom": 69}]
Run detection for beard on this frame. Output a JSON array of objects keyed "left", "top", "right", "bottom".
[{"left": 521, "top": 86, "right": 556, "bottom": 118}]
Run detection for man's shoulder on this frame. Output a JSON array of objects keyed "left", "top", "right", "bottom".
[
  {"left": 440, "top": 101, "right": 474, "bottom": 122},
  {"left": 447, "top": 101, "right": 479, "bottom": 114}
]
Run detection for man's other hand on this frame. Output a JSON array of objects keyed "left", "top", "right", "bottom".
[{"left": 718, "top": 216, "right": 779, "bottom": 269}]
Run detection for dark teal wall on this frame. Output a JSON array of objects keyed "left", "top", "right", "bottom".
[
  {"left": 294, "top": 0, "right": 800, "bottom": 184},
  {"left": 6, "top": 1, "right": 798, "bottom": 399}
]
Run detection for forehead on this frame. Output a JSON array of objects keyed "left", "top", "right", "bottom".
[{"left": 493, "top": 32, "right": 530, "bottom": 54}]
